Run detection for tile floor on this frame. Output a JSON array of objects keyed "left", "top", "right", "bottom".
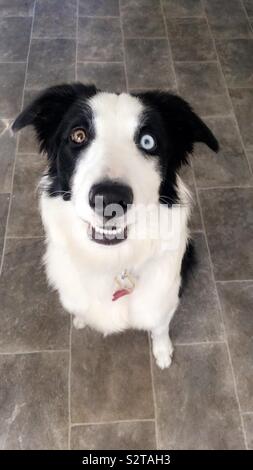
[{"left": 0, "top": 0, "right": 252, "bottom": 450}]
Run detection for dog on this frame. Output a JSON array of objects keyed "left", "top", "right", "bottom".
[{"left": 12, "top": 83, "right": 218, "bottom": 369}]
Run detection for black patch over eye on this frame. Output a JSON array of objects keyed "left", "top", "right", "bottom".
[{"left": 70, "top": 128, "right": 87, "bottom": 144}]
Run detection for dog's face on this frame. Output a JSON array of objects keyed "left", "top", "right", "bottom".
[{"left": 13, "top": 83, "right": 218, "bottom": 246}]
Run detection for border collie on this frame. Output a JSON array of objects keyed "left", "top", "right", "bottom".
[{"left": 12, "top": 84, "right": 218, "bottom": 369}]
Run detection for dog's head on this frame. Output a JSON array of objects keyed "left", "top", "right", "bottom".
[{"left": 12, "top": 83, "right": 218, "bottom": 246}]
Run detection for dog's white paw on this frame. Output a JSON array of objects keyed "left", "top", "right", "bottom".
[
  {"left": 153, "top": 338, "right": 174, "bottom": 369},
  {"left": 73, "top": 315, "right": 86, "bottom": 330}
]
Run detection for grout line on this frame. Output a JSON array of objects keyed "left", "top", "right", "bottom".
[
  {"left": 216, "top": 279, "right": 253, "bottom": 284},
  {"left": 6, "top": 235, "right": 44, "bottom": 239},
  {"left": 202, "top": 2, "right": 253, "bottom": 178},
  {"left": 32, "top": 36, "right": 76, "bottom": 40},
  {"left": 29, "top": 37, "right": 76, "bottom": 41},
  {"left": 198, "top": 113, "right": 234, "bottom": 119},
  {"left": 162, "top": 15, "right": 205, "bottom": 20},
  {"left": 78, "top": 15, "right": 119, "bottom": 19},
  {"left": 160, "top": 0, "right": 178, "bottom": 90},
  {"left": 77, "top": 60, "right": 124, "bottom": 65},
  {"left": 75, "top": 0, "right": 79, "bottom": 82},
  {"left": 122, "top": 36, "right": 167, "bottom": 40},
  {"left": 220, "top": 84, "right": 253, "bottom": 90},
  {"left": 174, "top": 340, "right": 225, "bottom": 347},
  {"left": 0, "top": 349, "right": 69, "bottom": 356},
  {"left": 16, "top": 152, "right": 39, "bottom": 156},
  {"left": 0, "top": 60, "right": 27, "bottom": 64},
  {"left": 71, "top": 418, "right": 156, "bottom": 427},
  {"left": 119, "top": 0, "right": 129, "bottom": 93},
  {"left": 0, "top": 1, "right": 37, "bottom": 277},
  {"left": 242, "top": 411, "right": 253, "bottom": 416},
  {"left": 198, "top": 185, "right": 253, "bottom": 190},
  {"left": 148, "top": 333, "right": 159, "bottom": 450},
  {"left": 174, "top": 59, "right": 218, "bottom": 64},
  {"left": 240, "top": 0, "right": 253, "bottom": 34}
]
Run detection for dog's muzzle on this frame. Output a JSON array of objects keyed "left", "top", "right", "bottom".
[{"left": 87, "top": 180, "right": 133, "bottom": 245}]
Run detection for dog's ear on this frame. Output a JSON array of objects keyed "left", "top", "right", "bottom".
[
  {"left": 136, "top": 91, "right": 219, "bottom": 167},
  {"left": 12, "top": 83, "right": 97, "bottom": 153}
]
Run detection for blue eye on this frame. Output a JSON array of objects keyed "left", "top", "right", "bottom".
[{"left": 139, "top": 134, "right": 156, "bottom": 151}]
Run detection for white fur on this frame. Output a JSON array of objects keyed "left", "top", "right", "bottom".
[{"left": 40, "top": 93, "right": 191, "bottom": 369}]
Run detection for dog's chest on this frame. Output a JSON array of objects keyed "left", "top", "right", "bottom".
[{"left": 45, "top": 237, "right": 177, "bottom": 334}]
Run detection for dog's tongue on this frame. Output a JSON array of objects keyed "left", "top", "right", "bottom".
[{"left": 112, "top": 288, "right": 132, "bottom": 302}]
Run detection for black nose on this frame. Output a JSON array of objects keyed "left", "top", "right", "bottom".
[{"left": 89, "top": 180, "right": 133, "bottom": 218}]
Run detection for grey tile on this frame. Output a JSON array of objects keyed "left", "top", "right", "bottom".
[
  {"left": 0, "top": 118, "right": 6, "bottom": 133},
  {"left": 17, "top": 89, "right": 40, "bottom": 154},
  {"left": 78, "top": 17, "right": 123, "bottom": 62},
  {"left": 125, "top": 39, "right": 175, "bottom": 89},
  {"left": 0, "top": 193, "right": 9, "bottom": 237},
  {"left": 217, "top": 39, "right": 253, "bottom": 88},
  {"left": 243, "top": 0, "right": 253, "bottom": 16},
  {"left": 77, "top": 62, "right": 126, "bottom": 93},
  {"left": 0, "top": 17, "right": 32, "bottom": 61},
  {"left": 175, "top": 62, "right": 231, "bottom": 117},
  {"left": 71, "top": 329, "right": 154, "bottom": 423},
  {"left": 0, "top": 130, "right": 16, "bottom": 193},
  {"left": 193, "top": 117, "right": 252, "bottom": 187},
  {"left": 0, "top": 63, "right": 26, "bottom": 118},
  {"left": 0, "top": 193, "right": 9, "bottom": 266},
  {"left": 26, "top": 39, "right": 76, "bottom": 89},
  {"left": 167, "top": 18, "right": 216, "bottom": 61},
  {"left": 71, "top": 421, "right": 156, "bottom": 450},
  {"left": 0, "top": 0, "right": 34, "bottom": 16},
  {"left": 178, "top": 163, "right": 203, "bottom": 231},
  {"left": 79, "top": 0, "right": 119, "bottom": 16},
  {"left": 153, "top": 343, "right": 245, "bottom": 449},
  {"left": 171, "top": 233, "right": 222, "bottom": 343},
  {"left": 162, "top": 0, "right": 204, "bottom": 17},
  {"left": 0, "top": 238, "right": 70, "bottom": 353},
  {"left": 0, "top": 352, "right": 68, "bottom": 449},
  {"left": 217, "top": 282, "right": 253, "bottom": 411},
  {"left": 204, "top": 0, "right": 252, "bottom": 39},
  {"left": 122, "top": 0, "right": 165, "bottom": 38},
  {"left": 243, "top": 414, "right": 253, "bottom": 449},
  {"left": 230, "top": 88, "right": 253, "bottom": 150},
  {"left": 246, "top": 151, "right": 253, "bottom": 172},
  {"left": 33, "top": 0, "right": 76, "bottom": 39},
  {"left": 199, "top": 188, "right": 253, "bottom": 280},
  {"left": 8, "top": 154, "right": 45, "bottom": 237}
]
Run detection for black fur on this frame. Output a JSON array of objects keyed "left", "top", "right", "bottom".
[
  {"left": 12, "top": 84, "right": 218, "bottom": 207},
  {"left": 134, "top": 91, "right": 219, "bottom": 206},
  {"left": 12, "top": 83, "right": 98, "bottom": 198},
  {"left": 179, "top": 240, "right": 197, "bottom": 297},
  {"left": 12, "top": 84, "right": 218, "bottom": 291}
]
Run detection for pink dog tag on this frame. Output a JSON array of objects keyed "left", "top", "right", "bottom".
[{"left": 112, "top": 270, "right": 135, "bottom": 302}]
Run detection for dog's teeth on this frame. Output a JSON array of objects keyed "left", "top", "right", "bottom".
[{"left": 93, "top": 225, "right": 125, "bottom": 236}]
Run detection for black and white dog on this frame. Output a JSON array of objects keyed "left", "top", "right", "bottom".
[{"left": 12, "top": 84, "right": 218, "bottom": 369}]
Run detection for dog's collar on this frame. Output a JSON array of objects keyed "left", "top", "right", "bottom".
[{"left": 112, "top": 270, "right": 135, "bottom": 302}]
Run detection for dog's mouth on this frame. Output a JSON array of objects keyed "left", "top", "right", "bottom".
[{"left": 88, "top": 223, "right": 128, "bottom": 245}]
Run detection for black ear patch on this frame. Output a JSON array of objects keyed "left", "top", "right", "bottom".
[
  {"left": 134, "top": 91, "right": 219, "bottom": 168},
  {"left": 12, "top": 82, "right": 97, "bottom": 153}
]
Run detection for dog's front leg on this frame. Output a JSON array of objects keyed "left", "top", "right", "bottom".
[
  {"left": 151, "top": 322, "right": 174, "bottom": 369},
  {"left": 73, "top": 315, "right": 87, "bottom": 330}
]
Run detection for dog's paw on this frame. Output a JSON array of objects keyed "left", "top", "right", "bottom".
[
  {"left": 153, "top": 338, "right": 173, "bottom": 369},
  {"left": 73, "top": 315, "right": 86, "bottom": 330}
]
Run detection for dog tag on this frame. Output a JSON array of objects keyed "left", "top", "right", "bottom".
[{"left": 112, "top": 270, "right": 135, "bottom": 302}]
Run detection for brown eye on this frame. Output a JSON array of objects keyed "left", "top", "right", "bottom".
[{"left": 70, "top": 128, "right": 86, "bottom": 144}]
